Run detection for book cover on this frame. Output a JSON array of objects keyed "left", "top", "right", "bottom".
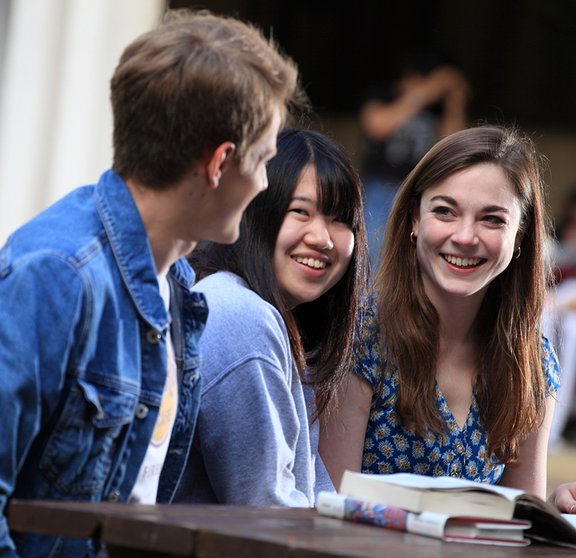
[
  {"left": 337, "top": 471, "right": 576, "bottom": 548},
  {"left": 317, "top": 492, "right": 531, "bottom": 546},
  {"left": 339, "top": 471, "right": 521, "bottom": 520}
]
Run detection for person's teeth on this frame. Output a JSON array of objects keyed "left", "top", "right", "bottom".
[
  {"left": 445, "top": 255, "right": 481, "bottom": 267},
  {"left": 295, "top": 257, "right": 327, "bottom": 269}
]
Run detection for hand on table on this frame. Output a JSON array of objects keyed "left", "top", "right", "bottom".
[{"left": 549, "top": 482, "right": 576, "bottom": 513}]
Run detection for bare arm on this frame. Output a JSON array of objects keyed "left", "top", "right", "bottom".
[
  {"left": 437, "top": 72, "right": 470, "bottom": 137},
  {"left": 360, "top": 92, "right": 431, "bottom": 141},
  {"left": 319, "top": 373, "right": 372, "bottom": 490},
  {"left": 360, "top": 66, "right": 470, "bottom": 141},
  {"left": 498, "top": 396, "right": 556, "bottom": 500}
]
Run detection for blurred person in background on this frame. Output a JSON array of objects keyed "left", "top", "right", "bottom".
[
  {"left": 542, "top": 187, "right": 576, "bottom": 449},
  {"left": 358, "top": 50, "right": 471, "bottom": 266}
]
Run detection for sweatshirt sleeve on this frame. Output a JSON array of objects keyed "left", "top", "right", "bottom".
[
  {"left": 198, "top": 353, "right": 313, "bottom": 506},
  {"left": 181, "top": 272, "right": 315, "bottom": 507}
]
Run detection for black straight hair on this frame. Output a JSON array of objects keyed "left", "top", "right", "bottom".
[{"left": 190, "top": 128, "right": 368, "bottom": 417}]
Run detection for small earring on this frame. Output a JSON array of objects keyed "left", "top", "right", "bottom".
[
  {"left": 410, "top": 231, "right": 417, "bottom": 244},
  {"left": 513, "top": 246, "right": 521, "bottom": 260}
]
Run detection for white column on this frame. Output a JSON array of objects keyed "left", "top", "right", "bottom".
[
  {"left": 0, "top": 0, "right": 163, "bottom": 243},
  {"left": 0, "top": 0, "right": 11, "bottom": 114}
]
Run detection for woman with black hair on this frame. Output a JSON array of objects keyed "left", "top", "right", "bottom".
[{"left": 173, "top": 128, "right": 368, "bottom": 506}]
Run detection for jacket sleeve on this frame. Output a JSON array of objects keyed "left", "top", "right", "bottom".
[{"left": 0, "top": 250, "right": 84, "bottom": 556}]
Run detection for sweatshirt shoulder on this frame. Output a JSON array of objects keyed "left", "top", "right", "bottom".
[{"left": 193, "top": 272, "right": 285, "bottom": 330}]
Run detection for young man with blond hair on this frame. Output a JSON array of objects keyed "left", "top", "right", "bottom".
[{"left": 0, "top": 9, "right": 302, "bottom": 557}]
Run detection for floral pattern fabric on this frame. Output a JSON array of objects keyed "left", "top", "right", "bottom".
[{"left": 352, "top": 296, "right": 561, "bottom": 484}]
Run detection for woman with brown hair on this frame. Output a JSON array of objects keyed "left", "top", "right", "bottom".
[{"left": 320, "top": 125, "right": 560, "bottom": 500}]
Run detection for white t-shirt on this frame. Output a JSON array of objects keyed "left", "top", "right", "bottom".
[{"left": 129, "top": 273, "right": 178, "bottom": 503}]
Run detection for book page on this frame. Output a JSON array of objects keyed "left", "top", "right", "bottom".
[
  {"left": 562, "top": 515, "right": 576, "bottom": 528},
  {"left": 406, "top": 512, "right": 448, "bottom": 538},
  {"left": 364, "top": 473, "right": 525, "bottom": 501}
]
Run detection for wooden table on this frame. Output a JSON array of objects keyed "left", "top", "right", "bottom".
[{"left": 7, "top": 499, "right": 576, "bottom": 557}]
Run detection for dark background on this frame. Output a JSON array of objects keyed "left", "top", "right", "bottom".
[
  {"left": 169, "top": 0, "right": 576, "bottom": 129},
  {"left": 169, "top": 0, "right": 576, "bottom": 215}
]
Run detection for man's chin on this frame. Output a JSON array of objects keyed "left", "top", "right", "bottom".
[{"left": 213, "top": 226, "right": 240, "bottom": 245}]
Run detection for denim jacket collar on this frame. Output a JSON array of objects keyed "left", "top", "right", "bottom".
[{"left": 94, "top": 169, "right": 194, "bottom": 332}]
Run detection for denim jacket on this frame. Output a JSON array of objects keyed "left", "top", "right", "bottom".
[{"left": 0, "top": 170, "right": 207, "bottom": 558}]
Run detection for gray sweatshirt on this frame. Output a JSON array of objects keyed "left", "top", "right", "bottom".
[{"left": 173, "top": 271, "right": 334, "bottom": 506}]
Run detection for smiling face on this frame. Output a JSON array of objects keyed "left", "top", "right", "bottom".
[
  {"left": 412, "top": 163, "right": 523, "bottom": 308},
  {"left": 273, "top": 165, "right": 355, "bottom": 309}
]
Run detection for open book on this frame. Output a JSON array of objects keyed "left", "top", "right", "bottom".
[
  {"left": 317, "top": 492, "right": 531, "bottom": 546},
  {"left": 338, "top": 471, "right": 576, "bottom": 548}
]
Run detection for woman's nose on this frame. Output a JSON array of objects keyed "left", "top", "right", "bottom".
[
  {"left": 305, "top": 218, "right": 334, "bottom": 250},
  {"left": 452, "top": 220, "right": 478, "bottom": 245}
]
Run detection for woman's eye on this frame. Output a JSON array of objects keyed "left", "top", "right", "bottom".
[
  {"left": 432, "top": 206, "right": 452, "bottom": 216},
  {"left": 289, "top": 208, "right": 308, "bottom": 216},
  {"left": 483, "top": 215, "right": 505, "bottom": 225}
]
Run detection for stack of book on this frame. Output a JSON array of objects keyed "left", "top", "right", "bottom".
[{"left": 317, "top": 471, "right": 576, "bottom": 548}]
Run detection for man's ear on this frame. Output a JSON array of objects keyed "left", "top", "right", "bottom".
[{"left": 206, "top": 141, "right": 236, "bottom": 188}]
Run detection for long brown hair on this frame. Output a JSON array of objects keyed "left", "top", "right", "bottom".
[{"left": 374, "top": 125, "right": 552, "bottom": 463}]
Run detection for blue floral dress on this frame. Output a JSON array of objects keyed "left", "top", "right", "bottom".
[{"left": 352, "top": 297, "right": 561, "bottom": 484}]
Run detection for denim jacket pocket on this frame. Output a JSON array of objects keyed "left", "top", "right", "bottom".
[{"left": 39, "top": 377, "right": 137, "bottom": 497}]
